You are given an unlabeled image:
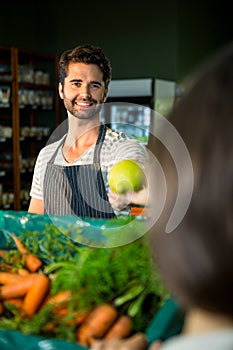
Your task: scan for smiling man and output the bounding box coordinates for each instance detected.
[28,45,149,218]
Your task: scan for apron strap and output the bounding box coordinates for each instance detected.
[93,124,106,165]
[48,137,65,164]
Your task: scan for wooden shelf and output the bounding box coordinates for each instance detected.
[0,46,62,211]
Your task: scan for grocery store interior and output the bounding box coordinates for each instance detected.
[0,0,233,348]
[1,0,232,211]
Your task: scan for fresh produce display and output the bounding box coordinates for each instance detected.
[0,222,167,348]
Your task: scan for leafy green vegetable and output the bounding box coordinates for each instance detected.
[0,221,168,339]
[17,223,81,263]
[0,250,25,271]
[0,303,77,342]
[48,235,167,331]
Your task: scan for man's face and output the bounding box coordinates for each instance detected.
[59,62,108,120]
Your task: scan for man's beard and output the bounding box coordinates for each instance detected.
[63,97,104,120]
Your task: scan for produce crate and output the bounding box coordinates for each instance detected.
[0,210,183,349]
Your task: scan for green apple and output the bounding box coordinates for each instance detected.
[108,160,146,194]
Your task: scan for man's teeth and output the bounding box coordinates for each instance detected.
[76,102,91,107]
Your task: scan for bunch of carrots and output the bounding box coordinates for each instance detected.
[0,233,134,347]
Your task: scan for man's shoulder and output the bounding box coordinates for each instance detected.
[37,137,64,159]
[105,127,128,140]
[105,128,141,146]
[105,127,146,148]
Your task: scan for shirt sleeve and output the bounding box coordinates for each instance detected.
[113,138,150,166]
[29,149,44,200]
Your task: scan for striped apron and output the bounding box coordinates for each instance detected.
[43,124,115,218]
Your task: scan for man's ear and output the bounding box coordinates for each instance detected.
[58,82,64,99]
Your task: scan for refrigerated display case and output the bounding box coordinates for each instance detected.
[101,78,176,146]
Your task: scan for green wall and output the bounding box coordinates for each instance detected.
[1,0,232,82]
[177,0,233,80]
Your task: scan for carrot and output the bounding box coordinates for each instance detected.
[0,274,37,299]
[56,307,69,317]
[0,272,25,285]
[43,322,56,332]
[7,233,43,272]
[43,290,72,314]
[24,254,43,272]
[5,298,24,308]
[17,268,30,276]
[74,310,91,326]
[8,233,27,254]
[22,274,50,316]
[55,307,90,326]
[43,309,90,334]
[76,304,118,347]
[45,290,71,306]
[104,315,132,340]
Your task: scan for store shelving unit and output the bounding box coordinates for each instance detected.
[0,45,61,211]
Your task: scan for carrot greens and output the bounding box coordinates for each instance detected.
[0,222,168,341]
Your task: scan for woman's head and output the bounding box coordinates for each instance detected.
[151,42,233,318]
[58,44,112,88]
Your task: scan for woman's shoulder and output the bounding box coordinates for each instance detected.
[161,328,233,350]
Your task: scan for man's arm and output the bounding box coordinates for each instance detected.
[28,198,44,214]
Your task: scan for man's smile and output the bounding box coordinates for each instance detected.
[74,100,95,108]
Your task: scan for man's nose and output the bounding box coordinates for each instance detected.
[79,84,91,98]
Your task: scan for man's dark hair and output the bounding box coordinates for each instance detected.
[58,44,112,88]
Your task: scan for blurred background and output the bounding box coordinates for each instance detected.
[1,0,232,81]
[0,0,232,211]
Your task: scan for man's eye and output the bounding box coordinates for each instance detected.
[91,83,100,89]
[71,82,81,87]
